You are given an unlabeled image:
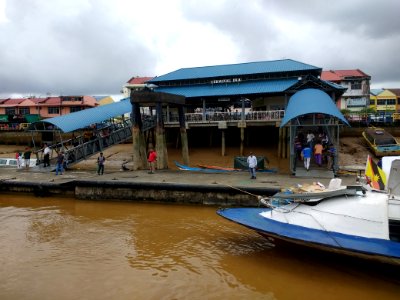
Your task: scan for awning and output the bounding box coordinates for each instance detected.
[25,114,41,123]
[280,88,349,127]
[28,98,131,133]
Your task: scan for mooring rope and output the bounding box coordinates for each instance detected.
[222,183,260,198]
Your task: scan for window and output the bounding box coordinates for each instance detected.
[351,81,362,90]
[70,106,82,113]
[387,99,396,105]
[5,108,16,115]
[19,107,30,115]
[61,96,83,102]
[48,107,60,114]
[377,100,386,105]
[377,99,396,105]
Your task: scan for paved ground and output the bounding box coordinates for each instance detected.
[0,165,360,191]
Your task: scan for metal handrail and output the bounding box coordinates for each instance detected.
[164,110,285,124]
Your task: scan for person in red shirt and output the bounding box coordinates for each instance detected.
[147,148,157,174]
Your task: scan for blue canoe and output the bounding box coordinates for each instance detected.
[174,161,277,173]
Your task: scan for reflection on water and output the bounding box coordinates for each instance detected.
[0,194,399,300]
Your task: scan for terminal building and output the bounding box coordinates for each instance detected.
[27,59,349,176]
[144,59,349,175]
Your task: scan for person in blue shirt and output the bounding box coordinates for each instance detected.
[301,144,312,171]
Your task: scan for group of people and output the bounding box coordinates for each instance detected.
[15,147,32,169]
[295,130,336,171]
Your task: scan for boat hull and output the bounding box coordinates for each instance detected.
[362,129,400,157]
[217,207,400,265]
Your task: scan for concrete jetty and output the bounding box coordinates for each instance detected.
[0,167,359,206]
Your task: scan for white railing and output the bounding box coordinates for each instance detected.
[164,110,285,124]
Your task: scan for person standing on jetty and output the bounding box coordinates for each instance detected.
[301,144,312,171]
[147,148,157,174]
[43,143,51,167]
[97,152,105,175]
[15,151,22,169]
[55,151,64,175]
[314,140,323,167]
[23,147,32,169]
[247,152,257,179]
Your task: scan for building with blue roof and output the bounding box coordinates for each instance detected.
[28,59,349,176]
[148,59,348,176]
[148,59,346,112]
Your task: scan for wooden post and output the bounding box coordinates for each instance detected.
[131,102,146,170]
[240,127,244,156]
[178,106,189,165]
[155,102,168,169]
[278,127,282,158]
[221,130,225,156]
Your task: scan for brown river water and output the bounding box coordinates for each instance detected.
[1,194,399,300]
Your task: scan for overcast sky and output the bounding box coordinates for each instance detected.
[1,0,399,98]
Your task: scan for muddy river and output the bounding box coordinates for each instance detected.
[0,194,399,299]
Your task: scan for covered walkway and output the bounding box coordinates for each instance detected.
[280,88,350,177]
[27,99,138,170]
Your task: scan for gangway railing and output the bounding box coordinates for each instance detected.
[34,119,133,169]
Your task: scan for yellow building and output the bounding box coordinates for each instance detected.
[369,89,396,112]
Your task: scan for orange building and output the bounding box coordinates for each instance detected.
[0,96,98,129]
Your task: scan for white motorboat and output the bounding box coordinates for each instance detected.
[218,157,400,265]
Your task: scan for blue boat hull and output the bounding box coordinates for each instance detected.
[217,208,400,265]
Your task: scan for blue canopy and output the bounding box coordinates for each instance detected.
[280,88,349,127]
[29,98,131,133]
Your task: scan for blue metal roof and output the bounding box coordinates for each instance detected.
[321,79,347,90]
[31,98,131,133]
[155,78,299,98]
[280,88,349,127]
[149,59,321,83]
[370,89,384,96]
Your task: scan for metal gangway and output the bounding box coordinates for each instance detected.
[34,117,157,170]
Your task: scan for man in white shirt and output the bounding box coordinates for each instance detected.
[247,152,258,179]
[43,143,51,167]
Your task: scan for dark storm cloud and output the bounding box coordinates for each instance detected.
[181,1,279,59]
[0,0,156,96]
[269,0,400,39]
[1,0,399,96]
[181,0,400,87]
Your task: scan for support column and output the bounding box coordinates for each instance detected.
[202,99,206,121]
[278,127,283,159]
[131,102,147,170]
[240,127,244,156]
[178,106,189,165]
[155,102,168,169]
[221,130,226,156]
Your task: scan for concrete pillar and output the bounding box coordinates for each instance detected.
[221,130,225,156]
[178,106,189,165]
[202,99,206,121]
[155,102,168,169]
[240,127,244,156]
[278,127,287,159]
[131,102,147,170]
